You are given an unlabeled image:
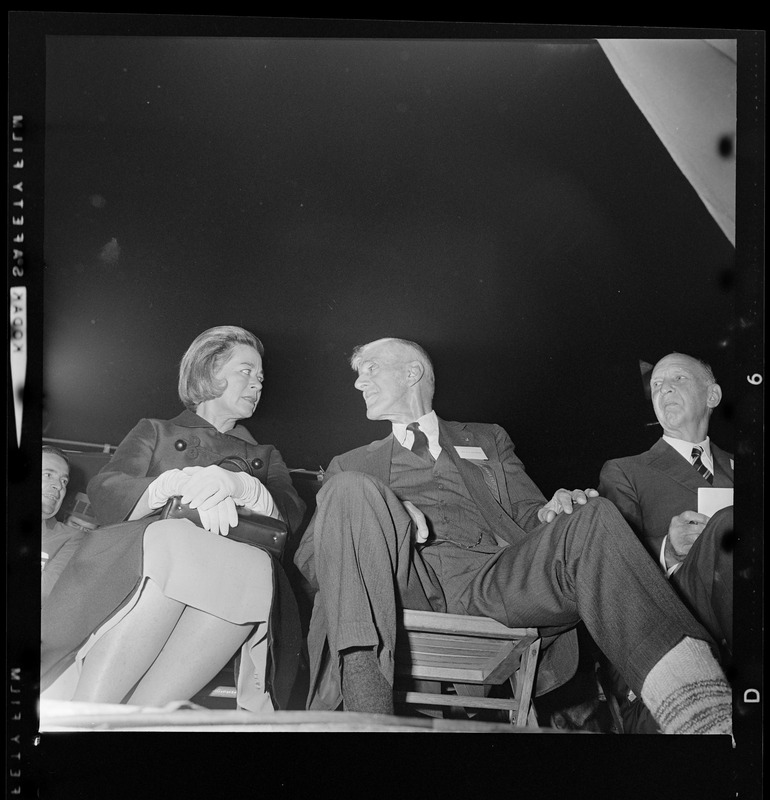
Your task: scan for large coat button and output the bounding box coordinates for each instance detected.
[174,439,187,451]
[250,458,264,471]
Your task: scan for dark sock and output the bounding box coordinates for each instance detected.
[341,647,394,715]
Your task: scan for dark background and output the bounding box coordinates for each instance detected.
[41,30,740,493]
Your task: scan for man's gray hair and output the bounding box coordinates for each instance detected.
[350,337,435,386]
[657,352,717,384]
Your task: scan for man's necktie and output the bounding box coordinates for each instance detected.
[407,422,433,462]
[691,446,713,484]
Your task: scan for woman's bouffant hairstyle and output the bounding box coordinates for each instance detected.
[178,326,264,409]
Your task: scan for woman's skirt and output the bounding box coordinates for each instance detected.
[43,518,275,712]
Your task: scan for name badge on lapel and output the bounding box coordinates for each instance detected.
[454,446,488,461]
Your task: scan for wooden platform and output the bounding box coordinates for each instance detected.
[39,701,564,733]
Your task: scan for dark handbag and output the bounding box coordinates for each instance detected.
[159,455,288,558]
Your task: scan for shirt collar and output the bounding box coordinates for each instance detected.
[393,410,439,448]
[663,434,712,466]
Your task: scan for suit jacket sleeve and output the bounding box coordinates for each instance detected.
[41,527,87,602]
[493,424,548,532]
[87,419,160,525]
[598,459,645,539]
[293,456,343,590]
[263,444,306,534]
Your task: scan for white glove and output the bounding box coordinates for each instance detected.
[197,497,239,536]
[229,471,278,519]
[146,468,189,509]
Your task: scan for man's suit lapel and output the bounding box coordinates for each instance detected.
[711,444,734,488]
[647,438,726,493]
[438,419,528,545]
[647,439,703,494]
[439,420,493,499]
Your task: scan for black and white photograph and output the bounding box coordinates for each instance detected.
[7,14,764,799]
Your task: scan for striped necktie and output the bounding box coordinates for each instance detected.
[691,446,713,484]
[407,422,433,462]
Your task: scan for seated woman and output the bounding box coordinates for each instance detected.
[41,325,305,711]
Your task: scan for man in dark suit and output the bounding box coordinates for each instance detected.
[295,338,732,734]
[42,445,86,603]
[599,352,733,658]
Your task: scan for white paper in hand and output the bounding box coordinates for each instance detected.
[697,487,733,517]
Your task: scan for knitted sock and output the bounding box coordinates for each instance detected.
[641,637,732,735]
[341,647,394,715]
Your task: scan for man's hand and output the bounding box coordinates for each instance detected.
[403,500,429,544]
[538,488,599,524]
[665,510,710,567]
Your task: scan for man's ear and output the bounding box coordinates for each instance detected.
[706,382,723,409]
[406,360,425,385]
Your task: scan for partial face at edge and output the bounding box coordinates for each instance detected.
[42,452,70,521]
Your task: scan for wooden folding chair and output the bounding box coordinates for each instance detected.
[394,609,541,727]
